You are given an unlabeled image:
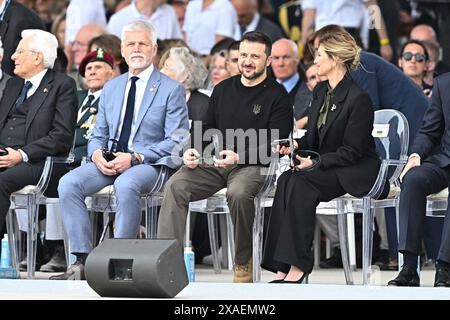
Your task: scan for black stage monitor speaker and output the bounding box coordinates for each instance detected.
[85,239,188,298]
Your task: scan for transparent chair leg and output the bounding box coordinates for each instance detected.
[337,204,353,285]
[27,195,39,279]
[362,197,375,285]
[6,210,20,277]
[225,212,235,270]
[218,214,229,269]
[207,213,222,274]
[252,199,264,283]
[99,213,112,243]
[145,196,159,239]
[347,213,357,271]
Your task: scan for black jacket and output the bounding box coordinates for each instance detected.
[410,73,450,168]
[0,1,45,76]
[299,75,380,197]
[0,69,77,162]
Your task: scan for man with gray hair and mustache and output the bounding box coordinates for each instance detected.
[0,29,77,246]
[53,20,188,280]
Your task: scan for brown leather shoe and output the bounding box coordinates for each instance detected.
[233,258,253,283]
[49,261,85,280]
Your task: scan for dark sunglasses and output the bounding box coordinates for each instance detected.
[402,52,426,63]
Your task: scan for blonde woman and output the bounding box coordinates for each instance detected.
[262,28,383,283]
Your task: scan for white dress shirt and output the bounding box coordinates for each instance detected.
[302,0,369,30]
[19,68,49,162]
[65,0,107,46]
[107,2,182,40]
[183,0,237,55]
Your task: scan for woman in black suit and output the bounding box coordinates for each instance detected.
[262,29,381,283]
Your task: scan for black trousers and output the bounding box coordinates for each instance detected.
[0,162,44,231]
[261,168,345,274]
[398,161,450,263]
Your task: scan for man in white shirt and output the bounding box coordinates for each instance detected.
[183,0,237,56]
[301,0,393,60]
[64,0,107,47]
[108,0,182,40]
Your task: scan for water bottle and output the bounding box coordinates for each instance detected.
[0,234,11,268]
[184,245,195,283]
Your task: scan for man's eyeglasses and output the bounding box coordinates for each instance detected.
[402,52,427,63]
[14,48,37,55]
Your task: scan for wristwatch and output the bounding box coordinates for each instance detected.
[130,153,140,166]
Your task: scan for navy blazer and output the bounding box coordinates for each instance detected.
[352,51,429,147]
[410,73,450,168]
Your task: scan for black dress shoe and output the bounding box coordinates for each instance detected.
[319,247,343,269]
[387,266,420,287]
[434,268,450,287]
[282,273,308,284]
[269,279,285,283]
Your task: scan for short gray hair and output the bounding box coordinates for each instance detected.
[168,47,208,91]
[121,20,157,44]
[21,29,58,68]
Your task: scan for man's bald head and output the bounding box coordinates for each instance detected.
[73,24,107,65]
[410,24,438,45]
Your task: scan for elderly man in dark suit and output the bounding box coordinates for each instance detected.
[0,0,45,76]
[0,29,77,237]
[388,72,450,287]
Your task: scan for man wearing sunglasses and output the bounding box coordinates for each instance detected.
[398,39,433,98]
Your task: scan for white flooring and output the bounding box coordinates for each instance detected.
[0,265,449,300]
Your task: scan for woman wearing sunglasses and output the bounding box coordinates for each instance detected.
[399,39,433,98]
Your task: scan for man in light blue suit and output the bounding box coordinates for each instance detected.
[51,21,189,280]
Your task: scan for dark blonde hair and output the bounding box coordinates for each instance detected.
[309,25,361,72]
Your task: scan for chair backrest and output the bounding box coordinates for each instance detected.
[367,109,409,198]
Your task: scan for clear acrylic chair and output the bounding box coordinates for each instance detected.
[187,157,279,281]
[86,165,171,241]
[328,109,409,285]
[6,152,75,279]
